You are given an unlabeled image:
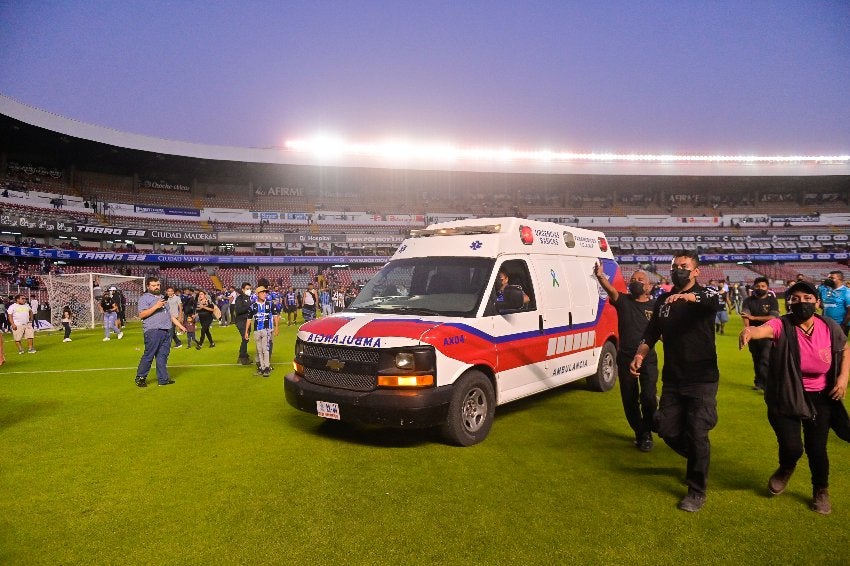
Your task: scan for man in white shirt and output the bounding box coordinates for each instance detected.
[7,294,36,354]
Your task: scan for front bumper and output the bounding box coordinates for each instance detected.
[284,372,453,428]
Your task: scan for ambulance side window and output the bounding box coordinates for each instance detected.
[500,259,536,312]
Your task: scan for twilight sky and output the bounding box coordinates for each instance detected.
[1,1,848,155]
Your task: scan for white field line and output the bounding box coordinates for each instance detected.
[0,363,248,375]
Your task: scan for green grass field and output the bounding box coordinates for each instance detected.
[1,315,849,565]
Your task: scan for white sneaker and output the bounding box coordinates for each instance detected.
[174,344,182,349]
[117,332,124,340]
[63,338,72,342]
[103,337,110,341]
[28,349,36,354]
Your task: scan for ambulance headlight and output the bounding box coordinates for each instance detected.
[395,352,415,369]
[377,347,437,388]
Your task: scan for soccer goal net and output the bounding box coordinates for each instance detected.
[46,273,146,329]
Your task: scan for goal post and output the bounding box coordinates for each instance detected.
[46,273,146,329]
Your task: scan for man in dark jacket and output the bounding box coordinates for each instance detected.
[739,280,850,515]
[630,250,723,512]
[233,282,253,365]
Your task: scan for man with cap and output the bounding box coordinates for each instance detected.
[245,286,279,377]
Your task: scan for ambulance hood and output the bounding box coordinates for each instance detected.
[297,312,449,349]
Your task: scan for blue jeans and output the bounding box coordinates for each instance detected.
[103,312,119,338]
[136,329,173,385]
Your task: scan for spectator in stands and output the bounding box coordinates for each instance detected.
[216,291,230,326]
[135,277,186,388]
[99,287,123,341]
[709,280,730,335]
[8,294,36,354]
[113,288,127,330]
[739,280,850,514]
[182,287,197,321]
[284,286,298,325]
[302,282,319,321]
[741,277,780,391]
[61,306,73,342]
[818,271,850,336]
[729,282,743,314]
[184,313,198,348]
[630,250,723,512]
[594,263,658,452]
[234,282,253,365]
[227,285,237,326]
[333,287,345,312]
[319,286,333,317]
[195,290,216,349]
[165,287,183,348]
[0,298,7,333]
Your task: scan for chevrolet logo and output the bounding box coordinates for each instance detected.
[325,358,346,372]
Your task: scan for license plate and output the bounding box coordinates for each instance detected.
[316,401,341,420]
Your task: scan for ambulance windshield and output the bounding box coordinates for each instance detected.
[348,257,496,317]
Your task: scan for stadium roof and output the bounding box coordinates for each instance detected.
[2,93,848,177]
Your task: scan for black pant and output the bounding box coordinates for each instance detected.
[768,391,834,489]
[235,319,249,359]
[617,353,658,439]
[748,337,771,388]
[197,314,214,346]
[170,325,182,346]
[655,381,719,496]
[63,322,71,339]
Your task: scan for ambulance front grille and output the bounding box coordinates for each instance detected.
[303,367,376,392]
[300,343,380,364]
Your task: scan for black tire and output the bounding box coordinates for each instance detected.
[587,341,617,392]
[441,370,496,446]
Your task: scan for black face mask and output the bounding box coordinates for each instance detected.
[823,278,836,289]
[789,302,816,322]
[628,281,645,298]
[671,268,691,289]
[753,289,767,298]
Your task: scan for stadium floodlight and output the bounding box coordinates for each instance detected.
[284,136,850,165]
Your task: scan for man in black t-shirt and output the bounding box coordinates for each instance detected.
[630,250,722,513]
[741,276,780,391]
[594,264,658,452]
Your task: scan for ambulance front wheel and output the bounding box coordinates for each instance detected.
[587,341,618,392]
[442,370,495,446]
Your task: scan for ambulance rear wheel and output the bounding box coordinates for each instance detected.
[442,370,495,446]
[587,341,617,392]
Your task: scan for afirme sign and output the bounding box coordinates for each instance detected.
[254,187,305,197]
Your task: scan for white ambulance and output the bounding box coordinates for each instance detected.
[284,217,625,445]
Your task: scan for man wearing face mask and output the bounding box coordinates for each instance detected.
[595,264,658,452]
[742,277,780,391]
[629,250,722,512]
[739,280,850,514]
[234,282,254,365]
[818,271,850,336]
